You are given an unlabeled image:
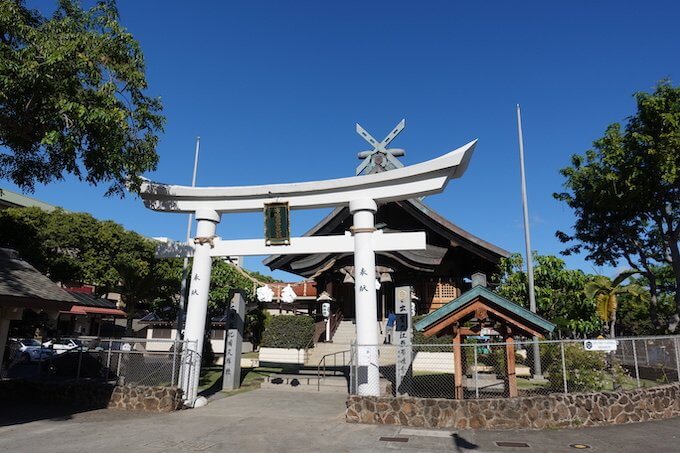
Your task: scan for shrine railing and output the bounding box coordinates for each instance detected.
[329,311,344,340]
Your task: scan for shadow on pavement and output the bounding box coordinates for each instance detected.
[0,401,95,427]
[452,433,479,452]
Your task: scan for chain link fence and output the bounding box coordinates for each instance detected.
[349,335,680,399]
[5,338,195,387]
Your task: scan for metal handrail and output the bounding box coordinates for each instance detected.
[303,321,326,363]
[316,349,351,391]
[328,311,344,341]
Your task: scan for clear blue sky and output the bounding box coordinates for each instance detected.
[5,0,680,280]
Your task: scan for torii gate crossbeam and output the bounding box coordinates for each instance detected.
[139,139,477,406]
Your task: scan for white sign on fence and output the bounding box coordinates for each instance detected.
[584,339,617,352]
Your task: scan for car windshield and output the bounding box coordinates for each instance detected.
[21,339,42,347]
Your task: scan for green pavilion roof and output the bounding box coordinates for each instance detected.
[414,285,555,334]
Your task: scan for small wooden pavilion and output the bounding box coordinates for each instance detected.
[414,283,554,398]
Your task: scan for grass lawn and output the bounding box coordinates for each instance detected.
[413,370,450,376]
[198,366,223,391]
[198,362,281,398]
[517,379,550,390]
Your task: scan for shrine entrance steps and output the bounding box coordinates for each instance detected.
[261,373,349,393]
[260,320,393,394]
[260,371,391,394]
[306,320,388,365]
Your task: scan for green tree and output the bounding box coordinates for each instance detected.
[0,0,163,195]
[584,272,648,338]
[208,260,257,313]
[0,207,281,334]
[555,81,680,331]
[618,266,677,335]
[493,253,601,338]
[0,206,164,330]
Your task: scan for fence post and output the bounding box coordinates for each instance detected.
[631,339,641,388]
[560,341,568,394]
[674,337,680,383]
[349,343,357,395]
[116,350,122,382]
[473,345,479,399]
[644,340,650,366]
[76,346,83,382]
[105,340,112,381]
[171,340,178,387]
[621,341,626,364]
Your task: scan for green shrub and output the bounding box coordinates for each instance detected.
[545,343,608,392]
[412,329,453,345]
[412,318,453,345]
[244,305,269,347]
[261,315,316,349]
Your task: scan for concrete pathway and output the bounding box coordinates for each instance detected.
[1,389,679,452]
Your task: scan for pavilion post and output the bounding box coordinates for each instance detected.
[181,208,220,406]
[505,335,518,397]
[453,326,463,399]
[350,199,380,396]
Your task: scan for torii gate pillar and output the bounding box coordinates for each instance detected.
[350,199,380,396]
[182,208,220,403]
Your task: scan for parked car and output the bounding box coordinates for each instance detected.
[97,339,136,351]
[42,338,84,355]
[8,338,55,363]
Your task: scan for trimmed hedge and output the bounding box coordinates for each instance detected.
[261,315,316,349]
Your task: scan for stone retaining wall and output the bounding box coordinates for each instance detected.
[346,383,680,430]
[0,380,183,412]
[107,385,184,412]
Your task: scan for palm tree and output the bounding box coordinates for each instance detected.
[585,271,647,338]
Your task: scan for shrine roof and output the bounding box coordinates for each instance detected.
[414,285,555,336]
[263,198,509,275]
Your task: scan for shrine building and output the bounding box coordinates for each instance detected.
[264,135,510,329]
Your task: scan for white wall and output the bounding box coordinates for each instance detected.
[145,327,179,351]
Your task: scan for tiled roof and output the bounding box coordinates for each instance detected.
[0,248,77,304]
[65,290,118,309]
[268,281,317,298]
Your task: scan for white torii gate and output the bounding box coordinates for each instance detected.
[139,138,477,406]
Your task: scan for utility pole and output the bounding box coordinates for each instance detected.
[516,105,542,378]
[175,137,201,339]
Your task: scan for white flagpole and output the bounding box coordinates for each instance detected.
[516,105,543,378]
[176,137,201,338]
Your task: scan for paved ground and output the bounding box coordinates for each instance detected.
[1,389,679,452]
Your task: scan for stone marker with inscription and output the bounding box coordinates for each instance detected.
[222,291,245,391]
[395,285,413,395]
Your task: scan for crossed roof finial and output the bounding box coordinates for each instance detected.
[355,119,406,175]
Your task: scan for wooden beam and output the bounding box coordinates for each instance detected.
[453,327,463,400]
[505,336,518,398]
[458,327,476,336]
[423,298,544,339]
